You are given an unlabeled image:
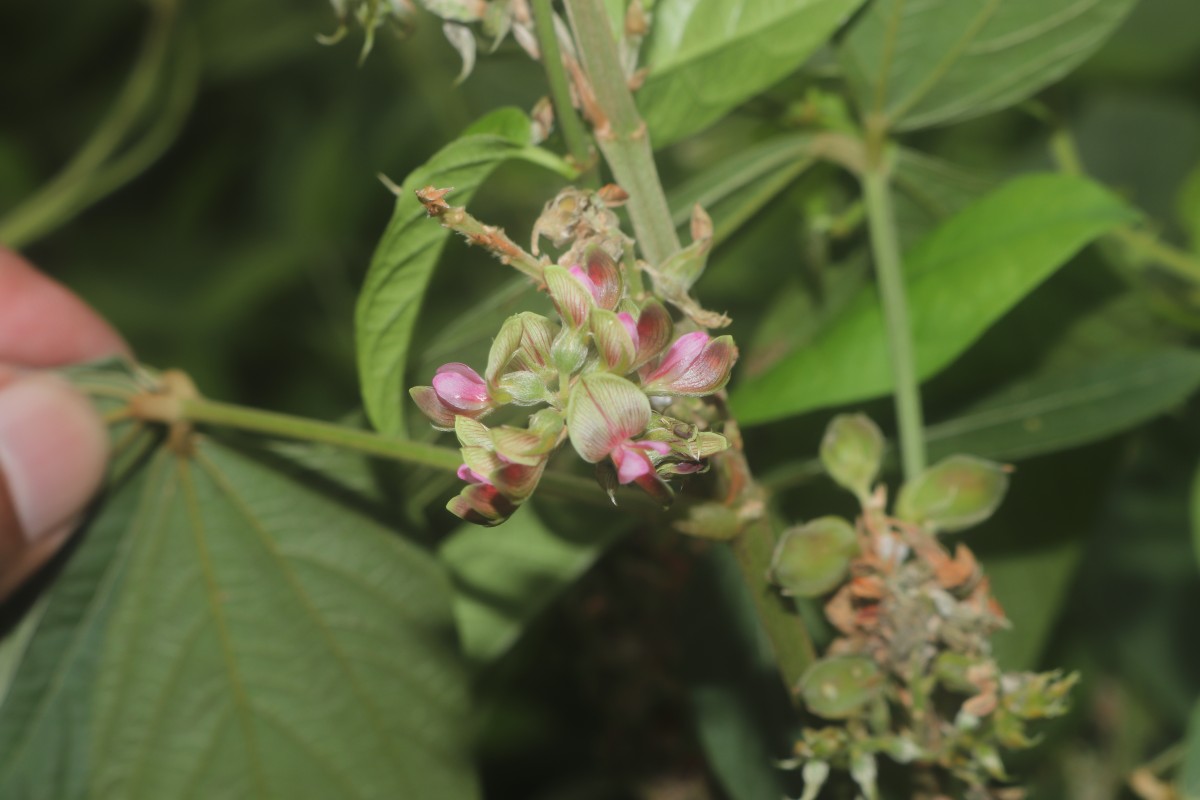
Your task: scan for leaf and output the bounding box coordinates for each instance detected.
[0,402,478,798]
[639,0,867,147]
[732,173,1136,424]
[355,107,572,437]
[439,504,627,669]
[927,348,1200,462]
[840,0,1137,131]
[667,134,817,245]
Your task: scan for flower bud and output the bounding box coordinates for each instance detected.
[447,482,516,527]
[497,370,549,405]
[799,656,884,720]
[590,309,637,374]
[431,363,491,412]
[769,516,859,597]
[630,299,673,369]
[487,312,557,385]
[641,332,737,396]
[896,455,1010,533]
[820,413,884,500]
[410,385,456,430]
[568,247,623,310]
[551,326,589,375]
[544,264,594,329]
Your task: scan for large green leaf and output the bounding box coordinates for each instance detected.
[355,108,571,437]
[840,0,1137,131]
[0,372,478,798]
[926,348,1200,462]
[732,173,1136,424]
[639,0,866,147]
[440,504,627,670]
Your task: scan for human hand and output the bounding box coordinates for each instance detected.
[0,248,129,601]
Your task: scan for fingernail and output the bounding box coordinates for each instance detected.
[0,373,109,541]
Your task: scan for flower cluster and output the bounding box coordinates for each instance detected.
[410,191,737,526]
[773,415,1075,800]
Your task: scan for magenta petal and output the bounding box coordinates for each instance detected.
[457,464,492,485]
[568,265,600,302]
[617,312,640,350]
[433,363,491,411]
[643,331,708,385]
[633,440,671,456]
[612,442,654,484]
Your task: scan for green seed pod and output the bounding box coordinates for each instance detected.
[820,413,884,499]
[673,502,740,541]
[933,651,978,693]
[895,454,1009,533]
[769,516,858,597]
[799,655,883,720]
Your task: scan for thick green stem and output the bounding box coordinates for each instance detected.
[563,0,680,265]
[531,0,597,186]
[863,165,927,480]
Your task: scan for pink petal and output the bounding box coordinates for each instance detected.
[642,331,709,386]
[568,265,601,302]
[612,442,654,484]
[617,312,640,350]
[433,362,491,411]
[457,464,492,485]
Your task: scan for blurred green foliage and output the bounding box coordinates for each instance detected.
[3,0,1200,797]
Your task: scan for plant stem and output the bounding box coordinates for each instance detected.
[863,165,927,480]
[143,395,649,510]
[731,516,817,691]
[531,0,597,186]
[0,2,179,247]
[563,0,680,265]
[565,0,816,693]
[179,396,464,471]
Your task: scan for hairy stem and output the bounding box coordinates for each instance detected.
[563,0,679,265]
[531,0,597,186]
[863,163,927,480]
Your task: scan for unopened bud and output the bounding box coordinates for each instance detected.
[820,413,883,500]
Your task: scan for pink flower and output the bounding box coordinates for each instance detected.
[566,248,622,310]
[617,312,640,349]
[411,362,494,429]
[610,439,671,484]
[432,363,491,412]
[641,332,737,396]
[457,464,492,485]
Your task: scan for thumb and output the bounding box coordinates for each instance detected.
[0,373,110,600]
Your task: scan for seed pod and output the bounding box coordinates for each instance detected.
[799,655,883,720]
[819,413,884,500]
[896,455,1009,533]
[769,516,858,597]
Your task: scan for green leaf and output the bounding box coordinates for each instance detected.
[840,0,1137,131]
[356,107,571,437]
[0,422,478,798]
[927,348,1200,462]
[667,134,817,245]
[732,173,1136,424]
[639,0,867,147]
[439,504,627,669]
